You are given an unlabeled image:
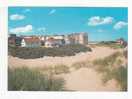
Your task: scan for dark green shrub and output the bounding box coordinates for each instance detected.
[8,44,92,59]
[8,67,65,91]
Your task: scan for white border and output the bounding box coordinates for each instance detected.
[0,0,131,99]
[0,0,128,7]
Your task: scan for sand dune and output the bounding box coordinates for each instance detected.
[8,46,122,91]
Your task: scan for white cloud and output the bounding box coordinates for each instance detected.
[23,9,31,13]
[9,25,33,34]
[114,21,127,30]
[48,9,56,15]
[88,16,114,26]
[10,14,25,20]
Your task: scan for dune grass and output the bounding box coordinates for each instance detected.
[92,51,127,91]
[102,66,127,91]
[97,42,124,49]
[8,67,65,91]
[54,64,70,74]
[72,61,92,70]
[93,52,123,72]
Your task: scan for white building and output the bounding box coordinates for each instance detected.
[21,37,41,47]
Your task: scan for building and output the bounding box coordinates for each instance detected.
[38,36,46,46]
[116,38,127,47]
[8,34,22,47]
[9,32,88,48]
[68,32,88,45]
[45,37,64,48]
[21,37,41,47]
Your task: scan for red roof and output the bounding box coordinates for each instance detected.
[47,37,55,42]
[23,37,40,43]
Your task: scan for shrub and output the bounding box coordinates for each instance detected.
[8,67,65,91]
[8,44,92,59]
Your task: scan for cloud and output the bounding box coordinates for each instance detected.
[23,9,31,13]
[88,16,114,26]
[9,25,33,34]
[114,21,127,30]
[48,9,56,15]
[10,14,25,20]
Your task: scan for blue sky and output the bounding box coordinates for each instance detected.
[8,7,128,41]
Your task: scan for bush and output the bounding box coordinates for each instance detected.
[8,67,65,91]
[8,44,92,59]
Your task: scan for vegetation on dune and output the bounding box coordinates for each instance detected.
[54,65,70,74]
[72,61,91,70]
[36,64,70,75]
[8,44,92,59]
[93,51,127,91]
[97,41,125,49]
[8,67,65,91]
[93,52,123,72]
[102,66,127,91]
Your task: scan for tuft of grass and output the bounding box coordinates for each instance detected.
[8,67,65,91]
[93,52,123,72]
[102,66,127,91]
[92,51,127,91]
[111,66,127,91]
[53,65,70,74]
[72,61,91,70]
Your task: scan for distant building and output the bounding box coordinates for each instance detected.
[116,38,127,47]
[68,32,88,45]
[116,38,124,45]
[45,37,64,48]
[8,32,88,48]
[21,37,41,47]
[38,36,46,46]
[8,34,22,46]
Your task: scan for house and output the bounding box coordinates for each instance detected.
[45,37,64,48]
[116,38,125,45]
[116,38,127,47]
[39,36,46,46]
[21,37,41,47]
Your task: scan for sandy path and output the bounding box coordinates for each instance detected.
[57,68,120,91]
[8,46,120,68]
